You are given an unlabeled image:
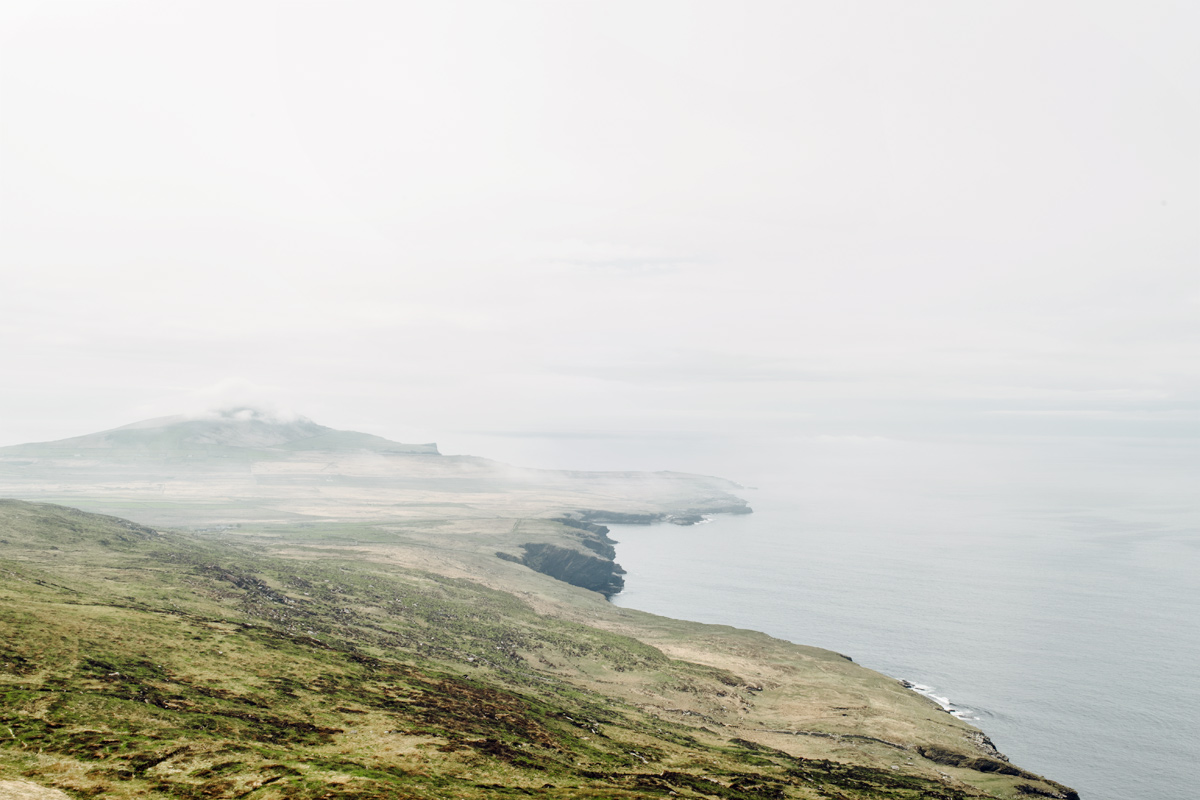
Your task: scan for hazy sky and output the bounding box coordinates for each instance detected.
[2,1,1197,459]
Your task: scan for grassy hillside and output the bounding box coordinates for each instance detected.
[0,501,1076,799]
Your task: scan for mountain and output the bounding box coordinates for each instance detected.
[0,407,439,456]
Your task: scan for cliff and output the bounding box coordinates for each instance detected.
[497,515,629,598]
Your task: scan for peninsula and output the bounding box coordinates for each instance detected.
[0,410,1077,799]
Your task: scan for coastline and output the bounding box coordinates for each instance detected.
[606,508,997,731]
[901,680,982,722]
[2,498,1081,799]
[0,414,1086,798]
[606,508,1083,800]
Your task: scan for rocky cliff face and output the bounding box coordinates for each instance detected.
[511,542,627,598]
[496,516,627,598]
[499,505,755,599]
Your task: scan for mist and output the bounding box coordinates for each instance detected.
[2,8,1198,798]
[1,1,1196,463]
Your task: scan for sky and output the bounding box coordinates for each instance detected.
[1,1,1197,466]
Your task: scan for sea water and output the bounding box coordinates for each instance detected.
[455,431,1199,799]
[596,435,1200,800]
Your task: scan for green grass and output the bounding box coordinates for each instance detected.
[0,500,1065,799]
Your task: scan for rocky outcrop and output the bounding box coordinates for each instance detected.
[509,542,626,598]
[504,506,755,597]
[1015,784,1082,799]
[917,745,1035,777]
[916,746,1080,800]
[495,517,628,598]
[556,516,618,558]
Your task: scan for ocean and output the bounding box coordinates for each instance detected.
[455,430,1199,799]
[595,435,1200,800]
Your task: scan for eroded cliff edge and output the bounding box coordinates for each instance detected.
[497,503,752,599]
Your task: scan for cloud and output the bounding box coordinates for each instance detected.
[0,2,1196,450]
[135,379,304,424]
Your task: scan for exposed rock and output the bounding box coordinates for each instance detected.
[917,745,1037,778]
[556,516,619,559]
[518,505,755,597]
[915,744,1078,798]
[514,543,625,598]
[968,730,1009,761]
[1015,784,1082,799]
[556,516,612,536]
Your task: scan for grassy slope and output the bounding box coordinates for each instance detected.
[0,501,1075,799]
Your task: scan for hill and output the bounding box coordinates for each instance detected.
[0,500,1077,799]
[0,408,439,457]
[0,411,1075,798]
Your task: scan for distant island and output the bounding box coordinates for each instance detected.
[0,410,1077,799]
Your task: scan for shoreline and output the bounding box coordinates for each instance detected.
[900,680,982,722]
[606,511,1048,784]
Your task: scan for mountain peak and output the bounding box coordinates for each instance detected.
[2,409,439,455]
[193,406,310,425]
[110,408,329,449]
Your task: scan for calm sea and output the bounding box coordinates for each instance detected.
[597,435,1200,800]
[456,431,1199,800]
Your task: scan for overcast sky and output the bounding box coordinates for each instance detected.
[1,1,1196,461]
